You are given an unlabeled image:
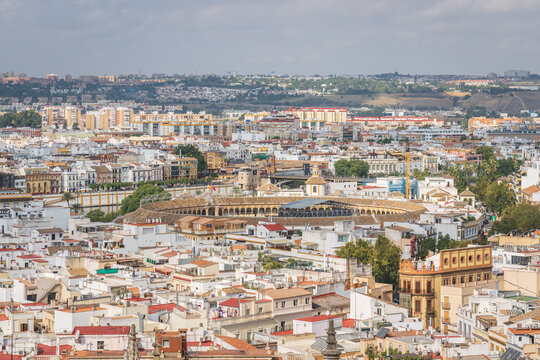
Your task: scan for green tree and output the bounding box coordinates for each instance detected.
[61,192,75,207]
[119,184,168,215]
[174,144,207,173]
[335,239,373,264]
[475,145,495,162]
[86,209,106,222]
[372,236,402,288]
[492,202,540,234]
[70,203,82,214]
[496,158,521,177]
[0,110,42,128]
[484,181,515,214]
[336,236,401,287]
[334,159,369,177]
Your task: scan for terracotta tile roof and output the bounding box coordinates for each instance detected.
[261,287,312,300]
[191,259,217,268]
[262,223,287,232]
[219,298,240,308]
[271,329,294,336]
[148,303,185,314]
[216,336,258,351]
[37,344,72,355]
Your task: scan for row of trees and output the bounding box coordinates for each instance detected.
[335,236,401,288]
[0,110,42,128]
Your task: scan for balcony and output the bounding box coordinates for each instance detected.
[442,302,451,310]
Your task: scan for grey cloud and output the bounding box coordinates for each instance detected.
[1,0,539,76]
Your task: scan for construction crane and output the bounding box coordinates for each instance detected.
[405,145,411,199]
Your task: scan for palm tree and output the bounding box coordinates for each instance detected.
[70,203,82,214]
[61,192,75,207]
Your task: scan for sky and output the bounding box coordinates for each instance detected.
[1,0,540,77]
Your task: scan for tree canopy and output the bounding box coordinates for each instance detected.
[475,145,495,161]
[174,144,207,173]
[492,202,540,234]
[336,236,402,287]
[484,181,516,214]
[0,110,42,128]
[119,184,168,215]
[334,159,370,178]
[85,209,117,223]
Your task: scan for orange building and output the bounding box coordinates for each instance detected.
[468,117,522,131]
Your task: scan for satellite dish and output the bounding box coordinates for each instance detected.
[75,329,80,340]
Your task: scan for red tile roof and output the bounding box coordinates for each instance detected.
[263,223,287,232]
[73,326,130,335]
[219,298,240,308]
[342,319,355,328]
[148,303,185,314]
[271,329,294,336]
[37,344,72,355]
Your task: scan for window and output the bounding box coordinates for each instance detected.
[97,341,105,350]
[460,276,465,283]
[477,273,481,281]
[281,301,285,308]
[477,255,481,261]
[452,277,456,285]
[162,339,170,348]
[427,300,432,311]
[485,254,489,261]
[415,281,421,293]
[414,300,421,313]
[460,256,465,263]
[469,275,473,282]
[275,302,278,309]
[427,281,432,293]
[246,308,250,315]
[305,298,310,304]
[258,307,263,314]
[452,257,457,264]
[443,278,449,286]
[293,299,298,306]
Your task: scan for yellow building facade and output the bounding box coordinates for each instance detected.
[399,246,492,331]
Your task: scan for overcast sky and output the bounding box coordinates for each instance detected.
[1,0,540,77]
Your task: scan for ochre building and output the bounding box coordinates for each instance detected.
[398,245,492,331]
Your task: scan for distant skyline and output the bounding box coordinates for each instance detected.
[1,0,540,77]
